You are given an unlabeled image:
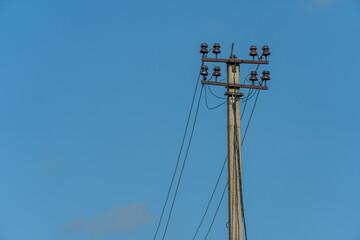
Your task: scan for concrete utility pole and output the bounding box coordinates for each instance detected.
[199,43,271,240]
[227,62,243,240]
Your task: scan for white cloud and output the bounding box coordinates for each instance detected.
[65,202,152,235]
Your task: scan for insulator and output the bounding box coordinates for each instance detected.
[212,66,221,77]
[200,65,209,76]
[200,43,208,55]
[212,43,221,56]
[261,70,270,81]
[249,45,258,59]
[262,45,270,60]
[249,71,258,82]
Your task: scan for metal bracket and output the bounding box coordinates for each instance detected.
[224,92,244,97]
[201,80,268,90]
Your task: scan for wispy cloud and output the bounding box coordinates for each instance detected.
[65,203,152,235]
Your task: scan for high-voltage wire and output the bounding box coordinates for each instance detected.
[153,64,203,240]
[204,86,227,110]
[204,183,228,240]
[242,90,261,145]
[161,85,204,240]
[204,90,261,239]
[192,156,228,240]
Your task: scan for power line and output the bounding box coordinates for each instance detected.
[161,85,204,240]
[207,85,227,100]
[204,92,261,239]
[241,94,249,119]
[234,86,262,240]
[193,80,250,239]
[156,43,270,240]
[204,182,228,240]
[241,88,258,102]
[156,69,256,240]
[191,156,228,240]
[194,42,271,240]
[241,64,260,84]
[153,64,203,240]
[204,86,227,110]
[233,87,262,240]
[242,90,261,145]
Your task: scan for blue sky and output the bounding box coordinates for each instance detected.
[0,0,359,239]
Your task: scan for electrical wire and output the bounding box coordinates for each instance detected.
[217,77,227,82]
[206,100,227,110]
[153,63,203,240]
[156,59,263,239]
[242,90,260,145]
[204,112,256,240]
[204,73,262,240]
[205,64,254,240]
[233,82,262,240]
[193,85,250,239]
[204,86,227,110]
[241,89,257,102]
[241,79,262,103]
[207,85,227,100]
[204,182,228,240]
[161,85,204,240]
[242,64,260,84]
[239,64,257,81]
[191,156,228,240]
[241,96,249,119]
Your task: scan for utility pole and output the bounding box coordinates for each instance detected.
[199,43,271,240]
[227,61,243,240]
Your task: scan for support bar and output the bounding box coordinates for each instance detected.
[202,57,269,65]
[201,80,268,90]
